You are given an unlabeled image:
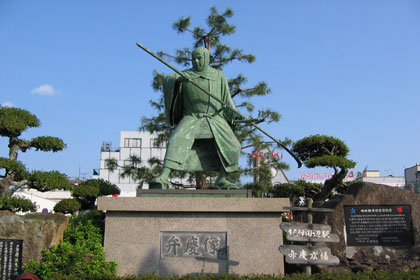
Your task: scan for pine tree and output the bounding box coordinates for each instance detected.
[293,135,356,201]
[0,107,71,198]
[135,7,290,191]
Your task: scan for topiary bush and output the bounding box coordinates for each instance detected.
[72,179,120,210]
[30,170,73,192]
[54,199,81,215]
[24,212,117,279]
[0,195,36,212]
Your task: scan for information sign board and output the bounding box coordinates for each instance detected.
[344,205,413,246]
[279,245,339,265]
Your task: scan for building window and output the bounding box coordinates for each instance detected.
[150,138,165,148]
[124,138,141,148]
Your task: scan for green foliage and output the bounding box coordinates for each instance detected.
[0,107,69,199]
[97,179,121,196]
[0,195,36,212]
[30,136,66,152]
[305,155,355,169]
[0,157,28,180]
[292,135,356,201]
[24,212,117,279]
[30,171,73,192]
[27,269,420,280]
[72,179,120,210]
[54,199,81,214]
[293,135,350,162]
[0,107,40,137]
[270,180,323,199]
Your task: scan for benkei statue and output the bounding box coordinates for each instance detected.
[150,47,241,189]
[136,42,301,189]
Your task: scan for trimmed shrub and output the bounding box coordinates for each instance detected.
[54,199,81,214]
[30,170,73,192]
[72,179,120,210]
[0,195,36,212]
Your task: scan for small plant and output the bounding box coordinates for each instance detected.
[24,212,117,279]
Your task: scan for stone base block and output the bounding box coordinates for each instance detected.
[98,197,289,276]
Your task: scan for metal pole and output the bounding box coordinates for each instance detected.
[305,198,313,276]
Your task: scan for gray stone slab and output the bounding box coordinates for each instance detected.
[101,197,289,276]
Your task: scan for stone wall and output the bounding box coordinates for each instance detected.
[98,197,289,276]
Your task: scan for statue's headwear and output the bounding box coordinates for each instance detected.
[192,47,210,73]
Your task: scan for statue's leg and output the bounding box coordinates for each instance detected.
[214,167,239,190]
[149,166,172,189]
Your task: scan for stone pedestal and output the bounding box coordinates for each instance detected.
[98,197,289,276]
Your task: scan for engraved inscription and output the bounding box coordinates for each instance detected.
[0,239,23,280]
[344,205,413,246]
[279,245,339,265]
[161,232,227,259]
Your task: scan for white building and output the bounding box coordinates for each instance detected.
[13,188,72,213]
[356,170,405,188]
[299,169,405,188]
[94,131,174,196]
[404,163,420,187]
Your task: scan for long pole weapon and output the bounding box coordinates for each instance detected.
[136,43,302,168]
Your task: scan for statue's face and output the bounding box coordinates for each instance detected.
[192,52,206,72]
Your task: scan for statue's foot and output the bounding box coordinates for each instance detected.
[214,178,239,190]
[149,176,171,189]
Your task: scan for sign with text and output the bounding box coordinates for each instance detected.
[161,232,227,259]
[344,205,413,247]
[279,245,339,265]
[280,223,339,243]
[0,239,23,280]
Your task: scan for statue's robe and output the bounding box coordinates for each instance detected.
[162,67,241,172]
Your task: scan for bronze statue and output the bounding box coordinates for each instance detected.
[150,47,240,189]
[136,43,302,190]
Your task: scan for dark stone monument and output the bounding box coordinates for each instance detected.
[314,182,420,272]
[0,239,23,280]
[344,205,413,247]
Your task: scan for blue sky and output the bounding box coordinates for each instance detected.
[1,0,419,181]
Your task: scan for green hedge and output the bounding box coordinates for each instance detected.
[27,269,420,280]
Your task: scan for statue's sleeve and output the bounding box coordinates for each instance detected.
[220,72,238,124]
[162,73,183,126]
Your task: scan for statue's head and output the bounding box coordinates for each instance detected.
[192,47,210,72]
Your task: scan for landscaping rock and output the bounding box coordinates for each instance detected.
[314,182,420,272]
[0,211,68,264]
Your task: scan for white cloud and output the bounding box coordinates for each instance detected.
[1,102,15,108]
[30,84,60,96]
